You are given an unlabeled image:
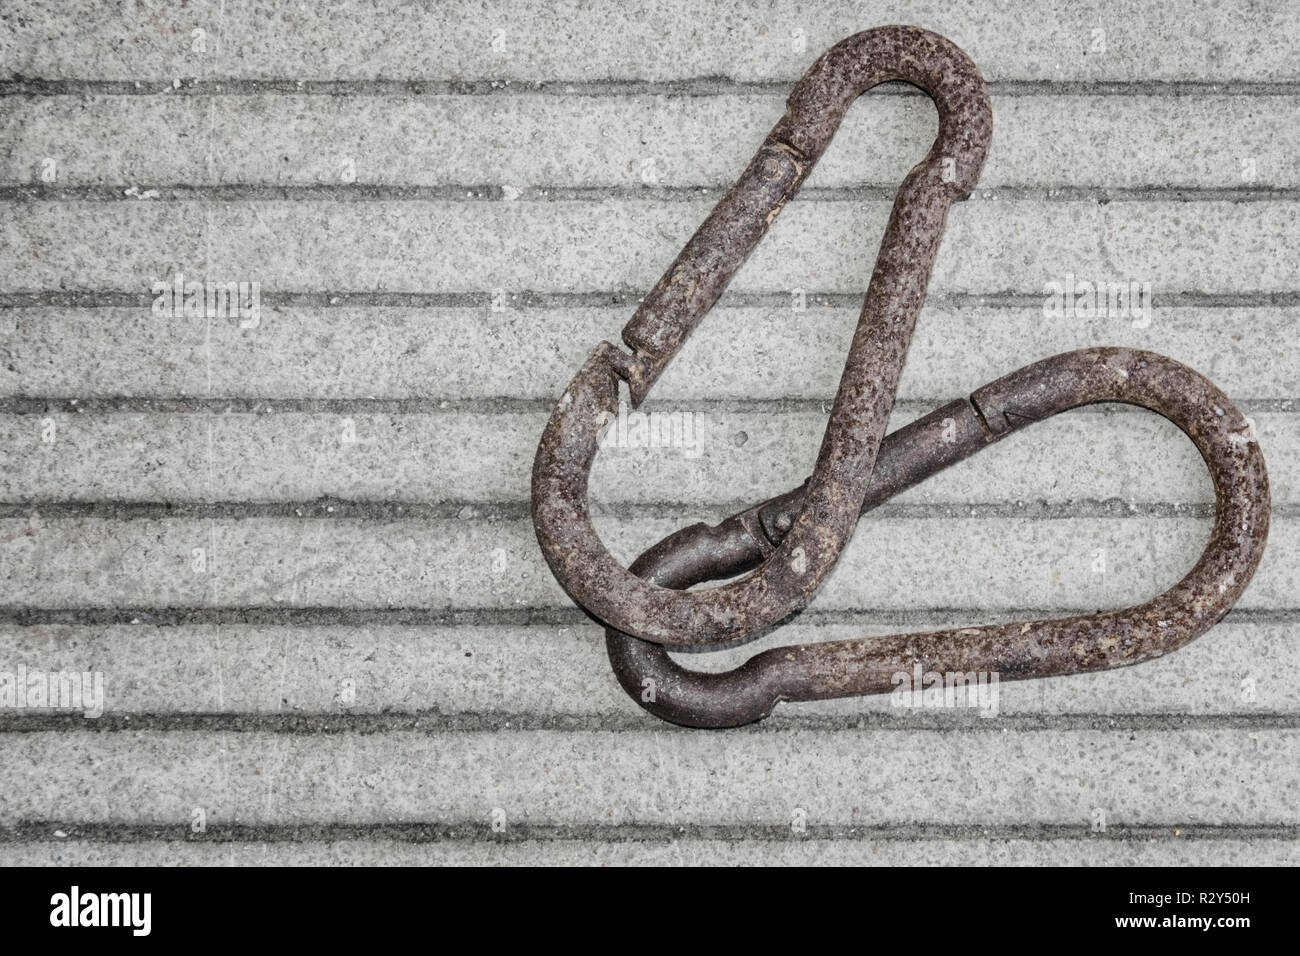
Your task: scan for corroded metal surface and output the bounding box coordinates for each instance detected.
[533,26,993,647]
[531,27,1271,728]
[604,349,1270,727]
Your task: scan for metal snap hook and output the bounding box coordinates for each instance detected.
[532,26,993,647]
[605,349,1270,727]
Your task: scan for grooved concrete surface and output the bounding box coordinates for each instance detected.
[0,1,1297,866]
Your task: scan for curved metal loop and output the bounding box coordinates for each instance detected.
[605,349,1270,728]
[533,26,993,647]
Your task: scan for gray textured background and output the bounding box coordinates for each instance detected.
[0,1,1296,865]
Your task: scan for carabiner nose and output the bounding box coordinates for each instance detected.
[532,26,993,648]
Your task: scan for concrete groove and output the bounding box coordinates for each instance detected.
[0,606,1291,628]
[0,816,1294,848]
[1,821,1296,844]
[5,78,1300,97]
[4,291,1298,310]
[0,499,1255,521]
[5,183,1299,203]
[0,396,1293,415]
[0,711,1297,735]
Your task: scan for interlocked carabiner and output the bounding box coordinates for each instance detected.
[533,26,992,647]
[606,349,1270,727]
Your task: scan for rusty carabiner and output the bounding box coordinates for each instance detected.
[533,26,993,647]
[606,349,1270,727]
